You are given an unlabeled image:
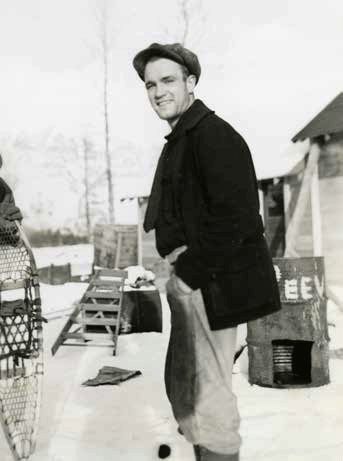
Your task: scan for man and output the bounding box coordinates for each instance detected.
[133,43,281,461]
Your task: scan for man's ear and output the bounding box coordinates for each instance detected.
[186,74,196,93]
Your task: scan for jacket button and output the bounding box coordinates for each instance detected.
[210,273,216,279]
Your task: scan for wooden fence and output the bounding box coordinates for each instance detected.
[38,263,92,285]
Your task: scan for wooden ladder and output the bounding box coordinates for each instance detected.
[51,269,127,356]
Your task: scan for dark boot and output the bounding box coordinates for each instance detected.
[193,445,239,461]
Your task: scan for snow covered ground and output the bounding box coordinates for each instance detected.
[33,244,94,270]
[1,246,343,460]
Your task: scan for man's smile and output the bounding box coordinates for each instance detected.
[157,100,173,107]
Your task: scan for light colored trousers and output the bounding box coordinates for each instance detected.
[165,273,241,455]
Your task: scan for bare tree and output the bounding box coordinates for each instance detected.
[94,0,115,224]
[164,0,206,47]
[43,133,99,234]
[82,137,92,238]
[180,0,191,45]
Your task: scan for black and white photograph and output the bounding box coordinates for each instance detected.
[0,1,343,460]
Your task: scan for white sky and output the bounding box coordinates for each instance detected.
[0,0,343,178]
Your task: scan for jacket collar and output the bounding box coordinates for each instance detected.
[165,99,214,142]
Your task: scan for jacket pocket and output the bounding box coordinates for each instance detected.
[202,245,273,319]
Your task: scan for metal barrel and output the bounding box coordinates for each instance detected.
[247,257,330,388]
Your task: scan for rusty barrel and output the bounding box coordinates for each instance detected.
[247,257,330,388]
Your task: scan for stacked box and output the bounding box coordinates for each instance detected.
[94,224,138,269]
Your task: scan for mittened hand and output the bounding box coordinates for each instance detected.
[4,205,22,221]
[0,202,23,221]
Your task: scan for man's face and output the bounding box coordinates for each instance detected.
[144,58,195,127]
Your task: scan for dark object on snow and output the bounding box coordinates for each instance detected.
[82,366,142,386]
[158,444,171,459]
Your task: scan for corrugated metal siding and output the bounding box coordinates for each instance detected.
[292,93,343,142]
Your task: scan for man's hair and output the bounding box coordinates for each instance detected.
[146,56,191,81]
[180,64,190,81]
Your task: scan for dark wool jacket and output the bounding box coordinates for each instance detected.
[145,99,281,329]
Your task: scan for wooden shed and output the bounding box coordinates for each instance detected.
[259,92,343,287]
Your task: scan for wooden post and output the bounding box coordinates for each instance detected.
[284,142,321,257]
[310,162,323,256]
[283,180,291,230]
[114,232,122,268]
[137,198,143,266]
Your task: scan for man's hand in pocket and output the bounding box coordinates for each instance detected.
[165,245,187,265]
[174,275,192,294]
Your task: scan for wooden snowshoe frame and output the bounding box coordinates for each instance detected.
[0,219,44,461]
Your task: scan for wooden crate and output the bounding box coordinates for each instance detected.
[94,224,138,269]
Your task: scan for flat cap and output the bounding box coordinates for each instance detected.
[133,42,201,83]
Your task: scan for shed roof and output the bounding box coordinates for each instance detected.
[256,139,309,180]
[292,92,343,142]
